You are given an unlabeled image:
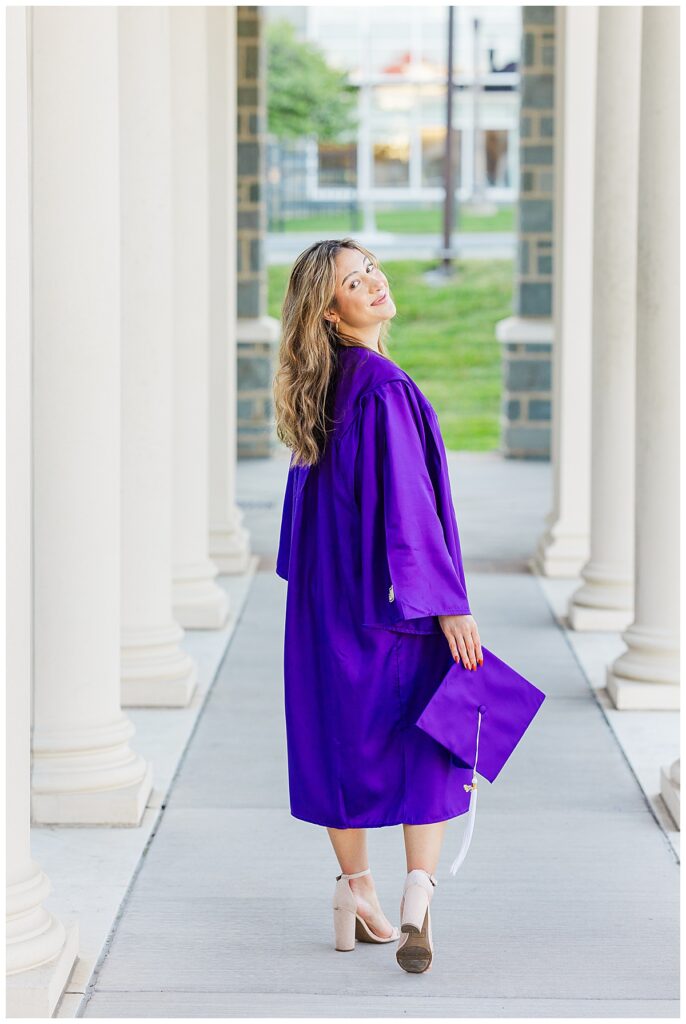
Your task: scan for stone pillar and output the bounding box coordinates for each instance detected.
[606,6,680,710]
[170,6,228,628]
[30,7,153,824]
[531,6,597,577]
[496,5,556,459]
[119,8,197,705]
[236,5,280,459]
[568,7,641,630]
[208,6,252,574]
[6,9,78,1012]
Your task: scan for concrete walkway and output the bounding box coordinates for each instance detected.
[79,450,679,1018]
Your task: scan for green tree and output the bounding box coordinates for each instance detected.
[266,20,358,141]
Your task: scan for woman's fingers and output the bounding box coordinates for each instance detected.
[473,628,483,665]
[465,633,477,669]
[439,615,483,669]
[475,626,487,667]
[459,632,475,669]
[456,634,470,668]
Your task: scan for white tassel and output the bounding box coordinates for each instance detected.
[449,707,483,877]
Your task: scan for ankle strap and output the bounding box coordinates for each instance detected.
[406,868,438,888]
[336,867,371,880]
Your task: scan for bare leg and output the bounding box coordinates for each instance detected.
[402,820,446,875]
[326,825,369,875]
[396,822,445,974]
[327,826,395,938]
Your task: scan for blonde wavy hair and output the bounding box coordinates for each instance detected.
[273,238,394,467]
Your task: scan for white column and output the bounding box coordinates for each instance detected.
[568,7,641,630]
[532,7,597,578]
[170,6,229,628]
[208,5,251,575]
[606,6,680,709]
[119,8,197,706]
[30,7,152,823]
[6,10,78,1013]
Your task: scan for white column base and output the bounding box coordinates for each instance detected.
[172,558,229,628]
[209,512,252,575]
[529,521,590,578]
[569,585,634,630]
[32,716,154,825]
[121,621,197,707]
[32,761,153,826]
[660,758,680,829]
[568,603,634,631]
[611,623,679,678]
[7,864,69,975]
[6,920,78,1019]
[605,673,680,710]
[567,568,634,631]
[606,624,680,708]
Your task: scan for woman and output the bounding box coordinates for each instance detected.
[273,238,483,974]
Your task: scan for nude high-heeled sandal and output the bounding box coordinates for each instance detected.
[396,868,437,973]
[332,867,400,951]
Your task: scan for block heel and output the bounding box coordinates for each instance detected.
[396,868,437,974]
[332,866,400,951]
[333,905,356,951]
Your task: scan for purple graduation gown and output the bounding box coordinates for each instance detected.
[276,345,476,828]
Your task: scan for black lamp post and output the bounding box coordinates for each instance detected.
[441,5,458,270]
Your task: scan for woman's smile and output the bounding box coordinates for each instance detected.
[320,244,397,350]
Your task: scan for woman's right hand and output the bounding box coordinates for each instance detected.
[437,613,483,670]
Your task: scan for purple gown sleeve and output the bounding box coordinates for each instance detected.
[275,457,295,581]
[354,379,471,635]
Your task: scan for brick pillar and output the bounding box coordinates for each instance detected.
[496,6,556,459]
[236,5,280,458]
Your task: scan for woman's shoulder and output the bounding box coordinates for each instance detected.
[338,345,414,400]
[333,347,434,441]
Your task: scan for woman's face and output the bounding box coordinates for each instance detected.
[324,248,396,332]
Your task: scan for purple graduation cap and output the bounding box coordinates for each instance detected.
[415,643,546,877]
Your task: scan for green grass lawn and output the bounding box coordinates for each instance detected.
[271,204,515,236]
[268,258,512,451]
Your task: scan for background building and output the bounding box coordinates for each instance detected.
[265,5,520,226]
